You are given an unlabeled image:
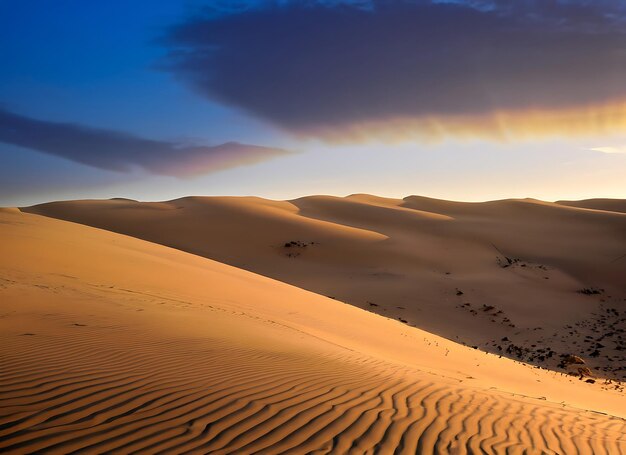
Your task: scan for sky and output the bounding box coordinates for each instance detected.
[1,0,625,206]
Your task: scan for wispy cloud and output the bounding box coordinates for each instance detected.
[162,0,626,141]
[0,108,289,177]
[590,146,626,155]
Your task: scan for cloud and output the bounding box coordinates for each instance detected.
[590,146,626,155]
[162,0,626,141]
[0,108,289,177]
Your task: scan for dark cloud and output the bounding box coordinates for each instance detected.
[0,108,289,177]
[162,0,626,136]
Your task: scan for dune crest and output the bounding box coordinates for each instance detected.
[556,198,626,214]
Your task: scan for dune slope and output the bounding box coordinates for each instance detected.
[25,195,626,380]
[1,209,626,453]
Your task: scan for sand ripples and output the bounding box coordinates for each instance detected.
[1,326,624,454]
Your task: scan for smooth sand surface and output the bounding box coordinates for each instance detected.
[1,208,625,453]
[25,195,626,380]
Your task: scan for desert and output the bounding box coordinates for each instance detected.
[1,198,625,453]
[2,1,626,452]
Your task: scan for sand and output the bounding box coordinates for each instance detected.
[1,206,625,453]
[556,198,626,214]
[25,195,626,380]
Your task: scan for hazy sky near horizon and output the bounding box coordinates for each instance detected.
[1,0,625,206]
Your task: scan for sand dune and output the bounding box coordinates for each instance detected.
[556,198,626,214]
[25,195,626,380]
[1,208,625,453]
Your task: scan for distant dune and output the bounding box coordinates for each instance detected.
[25,195,626,381]
[556,198,626,214]
[1,208,625,453]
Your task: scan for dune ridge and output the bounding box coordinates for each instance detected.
[556,198,626,214]
[24,194,626,380]
[1,209,626,453]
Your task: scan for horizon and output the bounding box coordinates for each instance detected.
[10,191,623,210]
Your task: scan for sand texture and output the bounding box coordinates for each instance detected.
[1,207,625,453]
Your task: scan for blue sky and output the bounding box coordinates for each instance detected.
[1,0,625,206]
[0,0,276,139]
